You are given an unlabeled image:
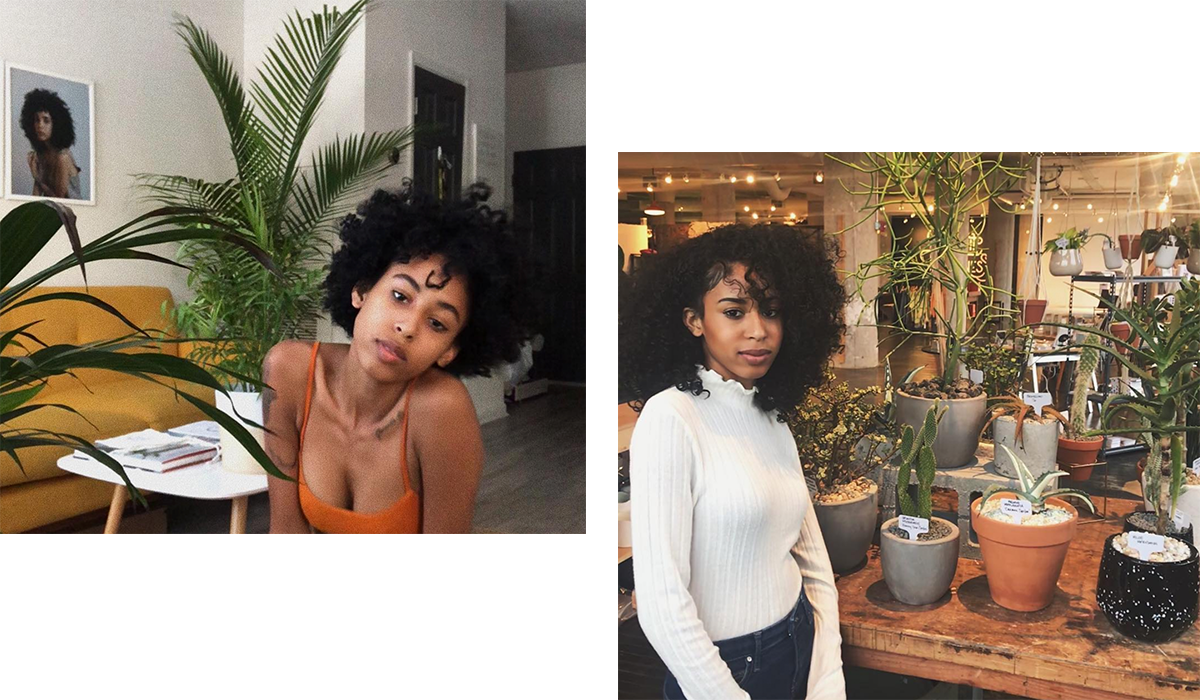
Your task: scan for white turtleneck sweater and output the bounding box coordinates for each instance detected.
[630,367,845,700]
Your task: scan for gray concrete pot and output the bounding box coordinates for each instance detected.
[992,415,1060,480]
[813,486,879,574]
[880,516,960,605]
[895,391,987,468]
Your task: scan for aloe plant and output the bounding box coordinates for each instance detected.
[981,445,1096,515]
[896,402,944,521]
[1,200,293,511]
[1030,280,1200,534]
[137,0,417,389]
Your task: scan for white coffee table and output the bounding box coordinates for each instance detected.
[56,451,268,534]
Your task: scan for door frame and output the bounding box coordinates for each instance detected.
[404,50,471,188]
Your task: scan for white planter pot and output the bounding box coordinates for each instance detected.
[214,389,266,474]
[1142,471,1200,529]
[1154,245,1179,270]
[1102,247,1124,270]
[1049,249,1083,277]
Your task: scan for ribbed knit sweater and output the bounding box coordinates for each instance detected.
[630,367,845,700]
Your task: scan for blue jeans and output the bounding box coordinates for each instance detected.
[663,589,815,699]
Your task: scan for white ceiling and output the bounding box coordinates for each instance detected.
[506,0,586,73]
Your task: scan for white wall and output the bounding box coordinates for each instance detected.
[505,62,585,205]
[1,0,244,302]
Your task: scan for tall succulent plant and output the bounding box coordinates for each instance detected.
[896,402,944,521]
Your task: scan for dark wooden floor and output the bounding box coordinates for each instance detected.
[140,385,585,534]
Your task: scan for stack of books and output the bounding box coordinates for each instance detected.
[74,423,220,473]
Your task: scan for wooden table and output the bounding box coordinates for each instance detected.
[837,497,1200,700]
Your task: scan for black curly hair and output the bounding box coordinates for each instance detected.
[20,88,75,152]
[323,182,536,377]
[619,223,847,420]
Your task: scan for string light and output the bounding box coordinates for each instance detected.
[744,205,751,212]
[751,212,759,220]
[1098,217,1104,223]
[664,174,672,184]
[1047,217,1053,223]
[1087,203,1093,210]
[814,171,824,184]
[746,174,755,184]
[730,175,737,183]
[927,204,934,212]
[1052,203,1059,210]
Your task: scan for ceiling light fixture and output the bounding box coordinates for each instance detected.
[730,175,738,183]
[775,173,781,182]
[927,204,935,212]
[789,212,796,219]
[751,212,759,220]
[746,174,755,184]
[1087,203,1093,210]
[664,173,673,184]
[1052,203,1059,210]
[1098,217,1104,223]
[814,171,824,184]
[770,205,776,212]
[684,173,690,183]
[744,205,750,212]
[1178,153,1190,165]
[646,184,653,193]
[644,201,666,216]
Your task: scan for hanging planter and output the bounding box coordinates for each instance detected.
[1154,245,1180,270]
[1049,249,1083,277]
[1019,299,1048,325]
[1119,234,1142,259]
[1102,246,1123,270]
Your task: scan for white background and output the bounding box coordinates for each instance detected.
[6,1,1200,698]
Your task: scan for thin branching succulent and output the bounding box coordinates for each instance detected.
[896,402,944,521]
[981,445,1097,516]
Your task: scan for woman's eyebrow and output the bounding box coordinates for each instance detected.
[718,297,748,305]
[437,301,462,322]
[392,273,419,290]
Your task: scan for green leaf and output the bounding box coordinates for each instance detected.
[0,384,45,415]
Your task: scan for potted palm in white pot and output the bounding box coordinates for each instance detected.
[138,1,417,473]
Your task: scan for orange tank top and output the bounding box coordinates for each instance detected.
[297,341,422,533]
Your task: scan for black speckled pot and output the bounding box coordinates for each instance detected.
[1096,533,1199,643]
[1122,511,1194,545]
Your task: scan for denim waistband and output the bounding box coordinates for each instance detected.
[712,587,810,666]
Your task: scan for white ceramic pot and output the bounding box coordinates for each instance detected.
[1154,245,1180,270]
[1103,247,1124,270]
[1142,471,1200,529]
[214,389,266,474]
[1049,249,1083,277]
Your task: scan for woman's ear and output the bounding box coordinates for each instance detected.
[351,286,364,309]
[682,307,704,337]
[435,344,459,369]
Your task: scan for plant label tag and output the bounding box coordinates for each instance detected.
[969,369,985,385]
[1021,392,1053,417]
[1192,457,1200,477]
[1174,510,1191,530]
[898,515,929,541]
[1128,532,1166,561]
[1000,498,1033,524]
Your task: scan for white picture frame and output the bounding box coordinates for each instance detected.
[5,62,96,205]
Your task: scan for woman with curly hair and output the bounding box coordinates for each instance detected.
[621,223,848,699]
[263,183,534,534]
[19,88,82,199]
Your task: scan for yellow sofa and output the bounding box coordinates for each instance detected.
[1,286,217,533]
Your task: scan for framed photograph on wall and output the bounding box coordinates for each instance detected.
[5,63,95,205]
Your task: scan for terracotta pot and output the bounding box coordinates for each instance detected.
[971,495,1078,611]
[1119,234,1142,259]
[1057,435,1104,481]
[1019,299,1048,326]
[1109,321,1131,350]
[1049,249,1084,277]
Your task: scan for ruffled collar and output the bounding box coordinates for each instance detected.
[696,365,758,404]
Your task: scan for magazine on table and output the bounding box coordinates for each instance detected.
[166,420,221,443]
[73,428,220,472]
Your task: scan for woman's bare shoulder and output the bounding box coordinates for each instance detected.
[412,368,475,417]
[263,340,319,399]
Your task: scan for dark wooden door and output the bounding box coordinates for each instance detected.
[413,66,465,201]
[512,146,585,383]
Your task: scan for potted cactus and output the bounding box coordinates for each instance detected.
[879,402,960,606]
[1040,332,1105,481]
[789,367,897,574]
[980,395,1059,481]
[970,445,1097,612]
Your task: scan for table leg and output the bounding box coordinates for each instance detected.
[230,496,248,534]
[105,485,128,534]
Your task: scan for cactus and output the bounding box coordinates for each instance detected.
[896,402,945,522]
[1069,333,1101,439]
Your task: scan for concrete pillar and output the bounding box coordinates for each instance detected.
[825,153,879,369]
[982,203,1016,310]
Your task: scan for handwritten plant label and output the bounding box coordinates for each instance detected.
[1000,498,1033,524]
[1128,532,1166,561]
[1021,392,1053,417]
[898,515,929,541]
[1173,509,1191,531]
[969,369,985,385]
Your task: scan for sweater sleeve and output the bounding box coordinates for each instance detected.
[791,475,847,700]
[630,400,750,700]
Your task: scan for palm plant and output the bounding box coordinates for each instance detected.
[1033,280,1200,534]
[138,0,417,388]
[1,201,293,509]
[828,153,1027,387]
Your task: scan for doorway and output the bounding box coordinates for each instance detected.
[413,66,465,201]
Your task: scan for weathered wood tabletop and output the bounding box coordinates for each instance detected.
[836,497,1200,700]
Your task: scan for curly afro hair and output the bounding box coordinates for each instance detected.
[20,88,76,151]
[323,182,536,377]
[619,223,847,420]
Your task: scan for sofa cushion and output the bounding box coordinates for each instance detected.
[0,474,119,533]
